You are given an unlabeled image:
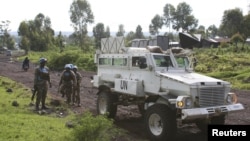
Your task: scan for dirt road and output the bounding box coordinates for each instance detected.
[0,54,249,141]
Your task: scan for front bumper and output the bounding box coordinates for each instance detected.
[181,103,244,120]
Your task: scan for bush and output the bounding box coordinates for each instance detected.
[49,52,80,71]
[76,57,97,71]
[71,111,116,141]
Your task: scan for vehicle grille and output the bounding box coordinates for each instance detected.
[199,87,225,107]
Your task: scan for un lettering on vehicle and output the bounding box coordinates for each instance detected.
[120,80,128,90]
[114,79,145,96]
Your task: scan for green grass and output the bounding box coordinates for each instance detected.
[0,76,127,141]
[194,45,250,90]
[0,76,72,141]
[17,48,96,71]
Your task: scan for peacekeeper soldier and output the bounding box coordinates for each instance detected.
[34,58,52,110]
[59,64,76,105]
[72,65,82,107]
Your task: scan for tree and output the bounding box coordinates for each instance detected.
[163,3,175,32]
[220,8,243,37]
[195,25,206,38]
[116,24,125,37]
[149,24,156,36]
[207,25,218,38]
[5,33,15,50]
[0,20,15,49]
[135,25,144,39]
[165,32,176,42]
[105,26,111,37]
[93,23,106,49]
[125,31,135,47]
[69,0,94,51]
[230,32,244,48]
[149,14,163,35]
[171,2,198,32]
[242,14,250,39]
[56,31,65,52]
[18,21,30,53]
[19,36,30,54]
[18,13,55,52]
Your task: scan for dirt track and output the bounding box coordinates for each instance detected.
[0,54,249,141]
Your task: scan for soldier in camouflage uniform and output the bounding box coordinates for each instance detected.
[34,58,52,110]
[59,64,76,105]
[72,65,82,107]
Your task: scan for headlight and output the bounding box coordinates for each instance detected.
[176,96,192,109]
[227,92,237,104]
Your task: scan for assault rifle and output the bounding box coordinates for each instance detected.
[31,85,38,101]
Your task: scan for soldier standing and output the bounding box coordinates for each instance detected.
[72,65,82,107]
[34,58,52,111]
[59,64,76,105]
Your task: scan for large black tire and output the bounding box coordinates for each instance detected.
[97,91,117,118]
[196,115,226,133]
[144,104,177,141]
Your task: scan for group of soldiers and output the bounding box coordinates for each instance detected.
[32,58,82,111]
[58,63,82,107]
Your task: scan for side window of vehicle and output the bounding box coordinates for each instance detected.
[112,58,127,66]
[132,57,140,67]
[99,58,111,65]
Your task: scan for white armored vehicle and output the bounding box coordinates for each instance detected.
[92,37,244,141]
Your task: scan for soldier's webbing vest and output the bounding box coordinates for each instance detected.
[38,67,49,81]
[62,71,73,82]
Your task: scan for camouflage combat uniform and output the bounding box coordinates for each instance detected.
[72,69,82,106]
[34,59,51,110]
[59,69,76,104]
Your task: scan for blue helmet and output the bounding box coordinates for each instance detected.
[72,65,78,70]
[64,64,72,69]
[39,58,47,63]
[68,64,74,69]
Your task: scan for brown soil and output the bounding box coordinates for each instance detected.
[0,54,249,141]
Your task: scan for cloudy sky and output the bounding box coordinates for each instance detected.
[0,0,249,33]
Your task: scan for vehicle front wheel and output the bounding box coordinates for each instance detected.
[97,91,117,118]
[144,104,176,141]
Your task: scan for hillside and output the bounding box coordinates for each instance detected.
[0,53,249,141]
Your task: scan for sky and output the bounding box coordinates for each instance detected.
[0,0,249,34]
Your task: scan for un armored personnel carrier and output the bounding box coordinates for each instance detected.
[92,37,244,141]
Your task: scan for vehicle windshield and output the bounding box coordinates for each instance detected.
[153,55,173,67]
[175,56,190,68]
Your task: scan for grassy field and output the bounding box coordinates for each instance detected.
[0,76,73,141]
[194,45,250,90]
[0,76,125,141]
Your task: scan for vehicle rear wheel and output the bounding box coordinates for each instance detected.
[97,91,117,118]
[144,104,176,141]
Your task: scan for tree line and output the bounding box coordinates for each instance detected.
[0,0,250,53]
